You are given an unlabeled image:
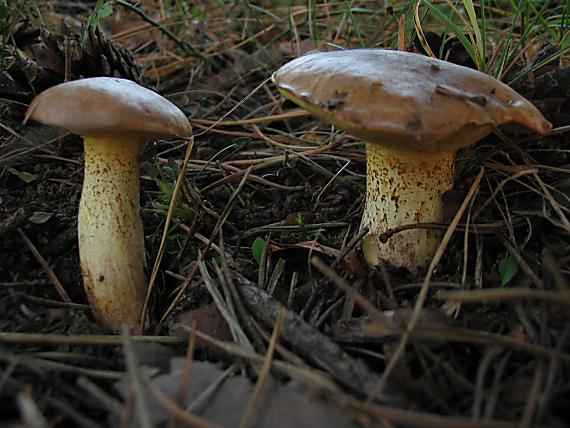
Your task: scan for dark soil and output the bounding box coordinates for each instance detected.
[1,2,569,427]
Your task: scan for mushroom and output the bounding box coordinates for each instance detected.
[273,49,551,275]
[25,77,192,332]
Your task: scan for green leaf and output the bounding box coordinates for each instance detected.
[173,204,194,222]
[98,2,113,19]
[158,179,174,201]
[296,212,306,227]
[28,212,54,224]
[252,237,267,265]
[191,6,203,19]
[82,0,114,46]
[150,201,169,212]
[499,256,518,287]
[8,167,37,183]
[144,163,161,179]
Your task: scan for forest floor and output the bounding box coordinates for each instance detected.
[0,1,569,427]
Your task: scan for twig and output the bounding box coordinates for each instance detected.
[216,238,266,352]
[190,109,310,126]
[484,351,511,419]
[377,218,527,242]
[198,142,337,193]
[144,379,221,428]
[349,324,570,364]
[0,332,185,346]
[186,365,237,413]
[115,0,206,61]
[266,258,286,295]
[0,351,124,380]
[519,361,544,428]
[239,308,285,428]
[17,294,89,310]
[532,171,570,233]
[241,222,347,240]
[18,228,71,303]
[121,329,152,428]
[472,347,502,418]
[436,288,570,305]
[378,167,485,395]
[498,235,544,289]
[141,136,194,332]
[332,393,516,428]
[311,257,397,329]
[198,260,254,352]
[47,396,103,428]
[167,321,198,428]
[77,376,123,417]
[331,226,368,270]
[17,392,49,428]
[472,167,537,219]
[238,284,404,403]
[155,167,253,333]
[176,325,339,393]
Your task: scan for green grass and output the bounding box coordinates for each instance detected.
[411,0,568,80]
[0,0,29,74]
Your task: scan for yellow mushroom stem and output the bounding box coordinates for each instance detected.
[79,137,147,333]
[361,143,455,274]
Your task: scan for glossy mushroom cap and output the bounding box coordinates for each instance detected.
[25,77,192,140]
[272,49,551,153]
[273,49,551,274]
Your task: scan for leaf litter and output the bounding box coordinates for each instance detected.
[115,358,354,428]
[1,1,569,427]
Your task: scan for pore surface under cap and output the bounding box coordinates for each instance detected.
[26,77,192,141]
[273,49,551,153]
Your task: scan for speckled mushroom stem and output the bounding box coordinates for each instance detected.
[79,137,146,333]
[361,143,455,275]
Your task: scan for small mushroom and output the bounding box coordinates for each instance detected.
[25,77,192,332]
[273,49,551,275]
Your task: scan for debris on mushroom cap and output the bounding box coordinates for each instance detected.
[25,77,192,141]
[273,49,551,153]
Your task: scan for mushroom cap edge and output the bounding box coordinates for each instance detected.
[273,49,551,153]
[25,77,192,142]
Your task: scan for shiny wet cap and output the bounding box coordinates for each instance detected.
[25,77,192,141]
[273,49,551,153]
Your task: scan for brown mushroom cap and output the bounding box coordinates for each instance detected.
[273,49,551,153]
[25,77,192,141]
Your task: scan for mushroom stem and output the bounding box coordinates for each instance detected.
[79,137,146,333]
[361,143,455,274]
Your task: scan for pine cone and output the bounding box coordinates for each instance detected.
[1,21,144,104]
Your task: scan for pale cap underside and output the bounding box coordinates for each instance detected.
[25,77,192,141]
[273,49,551,153]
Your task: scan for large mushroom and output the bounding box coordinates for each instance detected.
[273,49,551,275]
[25,77,192,332]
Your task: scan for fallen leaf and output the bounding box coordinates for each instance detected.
[28,212,54,224]
[115,359,356,428]
[8,168,37,183]
[169,304,232,358]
